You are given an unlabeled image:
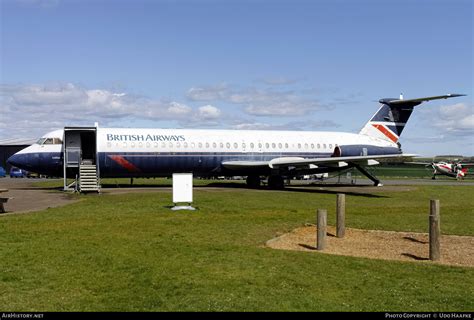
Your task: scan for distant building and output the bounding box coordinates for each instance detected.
[0,138,36,173]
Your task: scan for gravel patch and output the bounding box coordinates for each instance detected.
[267,225,474,268]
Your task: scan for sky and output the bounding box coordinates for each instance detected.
[0,0,472,156]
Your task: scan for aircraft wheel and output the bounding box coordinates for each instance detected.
[268,175,285,189]
[246,175,261,188]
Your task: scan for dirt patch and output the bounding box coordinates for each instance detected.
[266,226,474,268]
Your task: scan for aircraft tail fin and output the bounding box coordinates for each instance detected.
[359,94,465,144]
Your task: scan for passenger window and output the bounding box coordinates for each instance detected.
[169,142,173,148]
[213,142,217,148]
[198,142,202,148]
[250,143,254,148]
[234,143,238,149]
[161,142,166,148]
[285,143,288,149]
[220,142,224,148]
[206,142,210,148]
[323,144,326,149]
[304,143,308,149]
[226,142,231,149]
[176,142,181,148]
[317,144,320,149]
[242,143,246,148]
[278,143,282,149]
[298,143,301,149]
[258,143,262,149]
[272,143,276,149]
[329,144,332,149]
[311,144,314,149]
[265,143,270,149]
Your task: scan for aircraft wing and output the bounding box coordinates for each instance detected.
[222,154,416,170]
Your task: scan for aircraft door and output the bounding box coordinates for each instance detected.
[65,131,81,167]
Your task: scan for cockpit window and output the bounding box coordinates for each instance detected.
[36,137,63,145]
[43,138,54,145]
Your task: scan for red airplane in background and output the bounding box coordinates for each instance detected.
[408,160,474,180]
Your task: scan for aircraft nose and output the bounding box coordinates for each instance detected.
[7,153,28,170]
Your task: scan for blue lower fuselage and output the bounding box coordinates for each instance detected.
[8,144,401,178]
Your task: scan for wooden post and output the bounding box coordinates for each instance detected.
[429,199,440,261]
[336,193,346,238]
[317,209,327,250]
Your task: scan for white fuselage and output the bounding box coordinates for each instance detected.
[9,127,399,178]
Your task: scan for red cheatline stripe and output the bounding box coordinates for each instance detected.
[108,155,141,172]
[372,124,398,143]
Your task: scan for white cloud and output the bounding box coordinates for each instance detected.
[231,119,340,131]
[424,103,474,135]
[0,83,222,139]
[187,84,325,117]
[197,105,221,120]
[187,84,228,101]
[167,102,192,116]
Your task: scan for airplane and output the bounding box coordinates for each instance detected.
[407,160,474,180]
[7,93,465,190]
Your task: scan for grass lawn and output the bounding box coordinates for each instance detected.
[0,185,473,311]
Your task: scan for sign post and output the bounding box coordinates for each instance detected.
[172,173,196,211]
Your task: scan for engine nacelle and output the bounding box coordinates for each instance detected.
[332,145,401,157]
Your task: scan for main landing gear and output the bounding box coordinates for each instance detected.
[353,164,383,187]
[268,175,285,189]
[246,175,261,188]
[246,175,285,189]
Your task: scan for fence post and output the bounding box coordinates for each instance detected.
[429,199,440,261]
[317,209,327,250]
[336,193,346,238]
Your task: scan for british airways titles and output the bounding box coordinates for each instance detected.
[107,134,186,142]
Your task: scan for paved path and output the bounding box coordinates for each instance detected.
[0,178,77,215]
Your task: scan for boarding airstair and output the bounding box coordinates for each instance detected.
[78,163,100,193]
[63,126,101,193]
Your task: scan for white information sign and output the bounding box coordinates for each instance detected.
[172,173,193,204]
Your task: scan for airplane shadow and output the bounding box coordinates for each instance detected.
[101,183,172,189]
[98,182,387,198]
[283,187,389,198]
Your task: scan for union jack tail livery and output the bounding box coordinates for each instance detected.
[359,94,465,144]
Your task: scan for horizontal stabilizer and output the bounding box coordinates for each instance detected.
[379,94,466,106]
